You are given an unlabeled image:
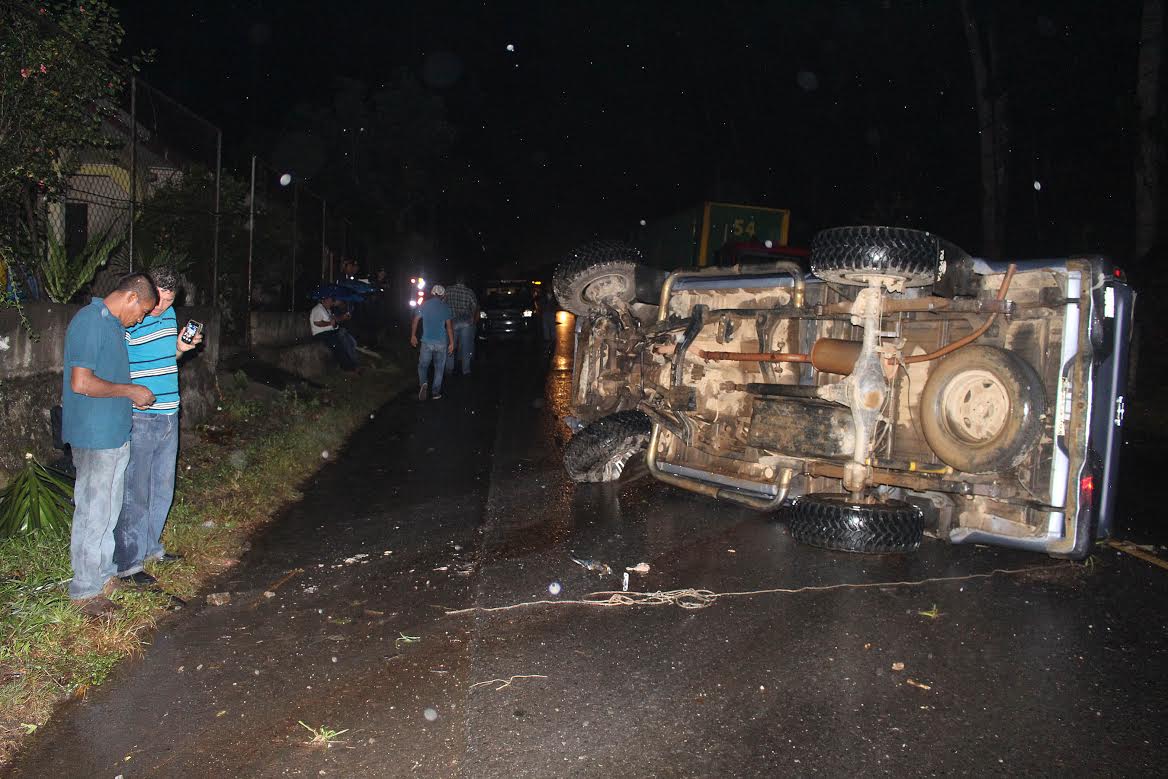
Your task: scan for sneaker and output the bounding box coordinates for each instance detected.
[432,393,443,400]
[119,571,159,587]
[418,383,428,401]
[76,595,121,619]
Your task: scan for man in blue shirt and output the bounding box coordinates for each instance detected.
[62,274,158,617]
[113,267,203,587]
[410,284,453,400]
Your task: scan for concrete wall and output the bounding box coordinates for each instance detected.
[250,311,312,348]
[249,310,333,381]
[0,302,220,473]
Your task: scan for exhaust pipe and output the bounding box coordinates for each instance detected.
[699,338,863,374]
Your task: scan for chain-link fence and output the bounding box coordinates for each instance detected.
[233,157,355,341]
[40,74,361,343]
[129,80,223,299]
[54,77,222,303]
[2,3,369,345]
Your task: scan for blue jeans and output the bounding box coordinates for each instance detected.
[69,443,130,599]
[445,322,475,375]
[315,328,358,370]
[417,341,448,394]
[114,412,179,576]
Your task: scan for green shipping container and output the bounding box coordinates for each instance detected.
[637,201,791,270]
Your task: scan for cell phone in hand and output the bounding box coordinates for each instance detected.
[181,319,203,344]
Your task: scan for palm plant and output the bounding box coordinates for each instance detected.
[0,454,74,538]
[40,231,123,304]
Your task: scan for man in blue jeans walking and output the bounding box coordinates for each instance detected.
[443,275,478,376]
[114,266,203,587]
[62,274,158,618]
[410,284,454,400]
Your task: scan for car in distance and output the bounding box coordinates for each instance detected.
[478,279,537,339]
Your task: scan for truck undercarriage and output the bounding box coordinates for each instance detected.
[556,227,1133,558]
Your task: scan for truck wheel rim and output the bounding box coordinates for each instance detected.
[583,273,630,304]
[942,370,1010,444]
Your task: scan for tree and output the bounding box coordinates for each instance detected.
[0,0,142,310]
[0,2,133,252]
[1136,0,1163,262]
[960,0,1009,259]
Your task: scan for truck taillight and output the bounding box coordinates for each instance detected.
[1079,473,1095,506]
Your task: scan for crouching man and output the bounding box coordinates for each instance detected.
[61,274,158,617]
[310,294,359,371]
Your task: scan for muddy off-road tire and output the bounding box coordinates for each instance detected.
[788,494,924,553]
[810,226,954,288]
[554,241,642,316]
[564,410,651,482]
[919,345,1046,474]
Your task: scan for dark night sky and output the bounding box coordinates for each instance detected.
[112,0,1148,274]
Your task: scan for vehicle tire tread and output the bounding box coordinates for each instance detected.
[564,410,651,482]
[810,226,947,287]
[554,241,642,315]
[787,494,923,553]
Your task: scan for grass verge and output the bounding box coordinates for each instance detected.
[0,358,407,763]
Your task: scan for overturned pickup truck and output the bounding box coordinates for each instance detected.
[554,227,1134,558]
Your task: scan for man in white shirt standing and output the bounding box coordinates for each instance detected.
[310,295,358,371]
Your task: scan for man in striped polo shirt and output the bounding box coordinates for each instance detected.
[113,266,202,586]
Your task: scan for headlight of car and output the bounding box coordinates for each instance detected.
[522,309,534,317]
[479,310,487,319]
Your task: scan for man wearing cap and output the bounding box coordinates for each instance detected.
[410,284,454,400]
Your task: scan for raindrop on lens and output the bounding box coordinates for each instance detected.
[548,581,562,596]
[279,173,292,186]
[1033,180,1042,191]
[424,707,439,721]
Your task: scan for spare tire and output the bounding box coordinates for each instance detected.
[564,410,651,482]
[787,494,923,553]
[811,226,954,288]
[919,345,1046,473]
[554,241,642,316]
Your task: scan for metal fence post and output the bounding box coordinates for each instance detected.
[290,184,298,311]
[321,199,328,279]
[246,155,256,348]
[212,129,222,305]
[128,76,137,271]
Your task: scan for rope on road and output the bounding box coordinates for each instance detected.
[444,562,1079,615]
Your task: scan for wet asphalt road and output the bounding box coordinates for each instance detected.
[8,321,1168,778]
